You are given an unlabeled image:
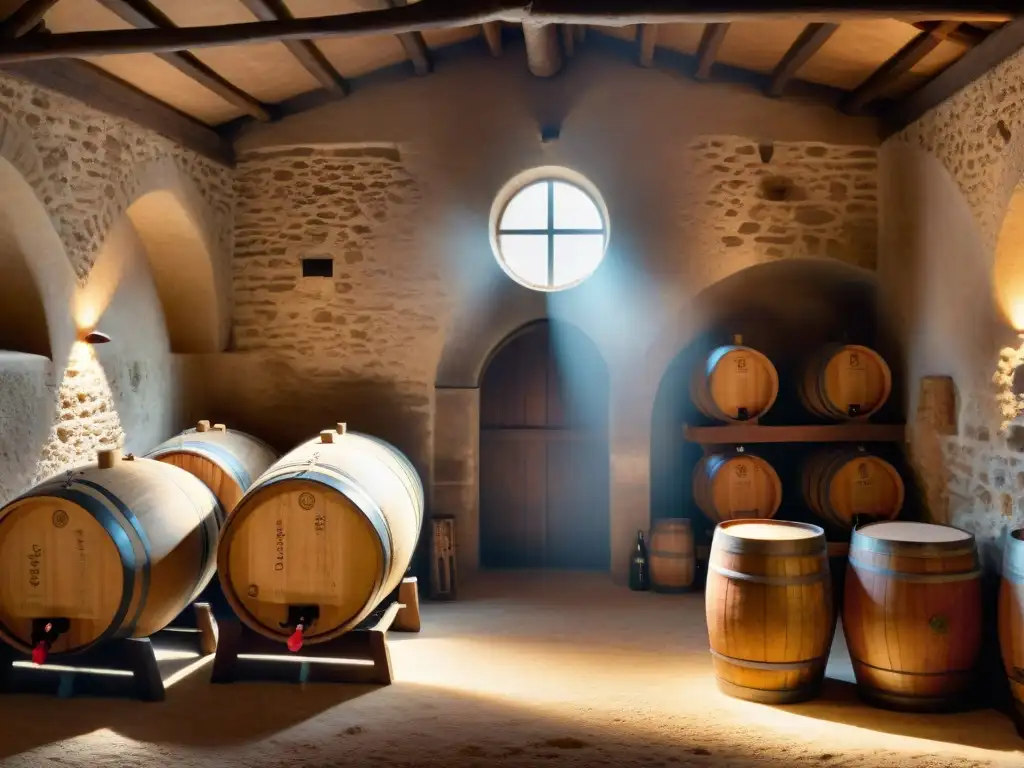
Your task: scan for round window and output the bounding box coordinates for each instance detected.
[490,171,609,292]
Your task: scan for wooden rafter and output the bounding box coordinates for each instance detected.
[482,20,503,55]
[0,2,1016,64]
[842,19,961,113]
[96,0,273,122]
[239,0,349,95]
[637,24,658,67]
[385,0,432,76]
[884,18,1024,134]
[695,23,730,80]
[0,0,58,38]
[768,22,839,96]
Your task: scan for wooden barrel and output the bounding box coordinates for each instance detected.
[706,519,834,704]
[0,450,220,656]
[217,423,424,644]
[693,451,782,524]
[649,518,695,592]
[999,528,1024,722]
[802,448,904,529]
[144,419,278,517]
[690,335,779,423]
[800,344,892,420]
[844,521,982,712]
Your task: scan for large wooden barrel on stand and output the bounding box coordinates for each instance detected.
[0,450,220,658]
[802,448,904,530]
[690,335,779,423]
[800,344,892,420]
[706,519,834,704]
[217,423,424,645]
[844,521,982,712]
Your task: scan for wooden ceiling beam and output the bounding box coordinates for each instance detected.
[883,18,1024,135]
[0,0,58,38]
[2,59,233,163]
[482,20,503,55]
[637,24,658,67]
[96,0,273,122]
[239,0,349,95]
[768,22,839,96]
[842,19,961,113]
[522,22,562,77]
[385,0,432,76]
[910,19,992,46]
[0,2,1017,64]
[695,23,730,80]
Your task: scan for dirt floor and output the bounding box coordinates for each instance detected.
[0,571,1022,767]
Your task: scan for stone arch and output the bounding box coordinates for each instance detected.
[118,160,231,354]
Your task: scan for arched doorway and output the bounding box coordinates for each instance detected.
[479,319,610,569]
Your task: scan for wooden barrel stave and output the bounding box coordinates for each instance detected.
[649,518,695,592]
[802,449,904,530]
[690,342,779,423]
[1000,529,1024,720]
[0,454,220,655]
[706,520,834,704]
[693,453,782,525]
[800,344,892,421]
[145,421,278,517]
[844,521,982,712]
[217,427,424,644]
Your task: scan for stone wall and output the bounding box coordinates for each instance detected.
[0,72,234,503]
[882,46,1024,571]
[228,51,881,578]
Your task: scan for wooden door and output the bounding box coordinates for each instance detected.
[479,320,609,569]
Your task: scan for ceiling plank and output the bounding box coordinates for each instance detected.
[0,0,58,38]
[239,0,349,95]
[0,2,1017,64]
[523,22,562,77]
[385,0,432,76]
[768,22,839,96]
[638,24,658,67]
[695,23,730,81]
[2,58,233,163]
[883,18,1024,135]
[482,20,502,55]
[842,19,961,113]
[96,0,273,122]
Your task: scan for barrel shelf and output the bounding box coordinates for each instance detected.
[683,423,906,446]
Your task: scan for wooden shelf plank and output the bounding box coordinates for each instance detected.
[683,423,906,444]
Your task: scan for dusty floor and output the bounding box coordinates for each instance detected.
[0,571,1021,767]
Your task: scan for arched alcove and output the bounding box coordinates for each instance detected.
[649,258,911,547]
[479,318,610,569]
[124,189,226,354]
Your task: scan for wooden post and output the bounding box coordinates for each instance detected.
[917,376,957,435]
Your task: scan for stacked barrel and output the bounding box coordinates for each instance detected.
[0,419,423,661]
[686,335,904,533]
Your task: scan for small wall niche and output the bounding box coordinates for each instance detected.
[302,257,334,278]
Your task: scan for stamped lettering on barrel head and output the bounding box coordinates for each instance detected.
[52,509,68,529]
[27,544,41,587]
[274,519,285,572]
[298,492,315,510]
[314,513,326,532]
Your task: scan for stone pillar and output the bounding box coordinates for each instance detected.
[432,387,480,575]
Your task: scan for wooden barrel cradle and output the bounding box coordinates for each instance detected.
[0,450,220,658]
[693,451,782,525]
[217,423,425,645]
[649,518,695,592]
[802,448,904,530]
[800,344,892,420]
[144,420,278,519]
[999,529,1024,722]
[706,519,834,704]
[690,335,779,423]
[844,521,983,712]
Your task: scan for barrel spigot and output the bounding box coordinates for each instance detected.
[30,618,69,665]
[280,604,319,652]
